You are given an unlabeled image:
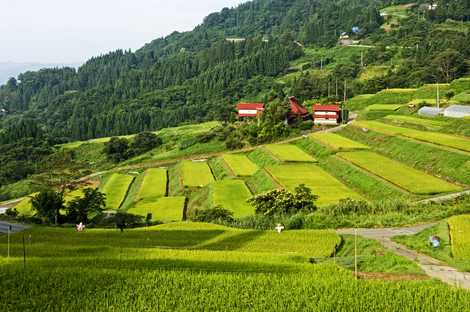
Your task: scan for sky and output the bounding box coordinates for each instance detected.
[0,0,247,64]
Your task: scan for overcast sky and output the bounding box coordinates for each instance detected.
[1,0,247,64]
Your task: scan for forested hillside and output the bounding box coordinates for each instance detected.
[0,0,469,144]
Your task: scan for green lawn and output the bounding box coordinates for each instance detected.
[129,197,186,222]
[265,144,317,162]
[354,120,470,152]
[448,215,470,260]
[222,154,258,177]
[137,168,167,202]
[383,115,448,130]
[366,104,405,111]
[310,132,369,151]
[102,173,135,210]
[181,160,215,187]
[212,180,254,218]
[337,151,462,195]
[266,164,363,207]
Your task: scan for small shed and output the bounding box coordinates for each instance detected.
[443,105,470,119]
[312,104,341,125]
[236,103,265,118]
[418,106,442,117]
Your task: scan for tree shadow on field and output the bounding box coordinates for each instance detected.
[194,230,263,252]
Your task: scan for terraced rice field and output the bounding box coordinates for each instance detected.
[383,115,447,130]
[337,151,462,194]
[310,132,369,151]
[181,160,215,187]
[355,120,470,152]
[367,88,416,104]
[14,196,35,217]
[102,173,135,210]
[212,180,254,218]
[448,215,470,260]
[222,154,258,176]
[366,104,405,111]
[129,197,186,222]
[266,164,363,207]
[137,168,167,202]
[265,144,316,162]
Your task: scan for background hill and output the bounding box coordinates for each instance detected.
[0,0,469,144]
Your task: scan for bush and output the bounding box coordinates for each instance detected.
[130,132,162,155]
[104,137,130,162]
[191,206,234,223]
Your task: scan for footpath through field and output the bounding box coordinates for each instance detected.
[338,224,470,290]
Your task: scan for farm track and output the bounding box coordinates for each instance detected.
[338,225,470,289]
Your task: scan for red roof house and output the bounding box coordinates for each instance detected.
[312,104,341,125]
[236,103,265,117]
[288,96,309,117]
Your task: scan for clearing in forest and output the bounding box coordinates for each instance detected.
[310,132,369,151]
[212,180,254,218]
[337,151,462,195]
[181,160,215,187]
[102,173,135,210]
[265,144,316,162]
[222,154,258,177]
[266,164,363,207]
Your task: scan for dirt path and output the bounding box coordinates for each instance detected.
[415,190,470,205]
[338,224,470,289]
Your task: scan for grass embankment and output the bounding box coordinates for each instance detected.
[211,180,254,218]
[338,126,470,186]
[337,151,462,195]
[354,120,470,153]
[1,224,470,310]
[101,173,135,210]
[394,220,470,272]
[266,164,363,207]
[245,170,279,195]
[208,157,233,180]
[383,115,448,130]
[265,144,316,162]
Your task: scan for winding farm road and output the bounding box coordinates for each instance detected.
[338,224,470,290]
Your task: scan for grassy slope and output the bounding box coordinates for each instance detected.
[394,221,470,272]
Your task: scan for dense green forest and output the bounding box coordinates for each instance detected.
[0,0,469,144]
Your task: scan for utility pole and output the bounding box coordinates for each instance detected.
[361,51,364,67]
[343,80,347,103]
[320,58,323,70]
[328,81,331,98]
[335,78,338,98]
[437,82,440,110]
[7,225,11,258]
[354,228,358,280]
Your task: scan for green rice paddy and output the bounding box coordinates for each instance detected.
[102,173,135,210]
[265,144,317,162]
[354,120,470,152]
[448,215,470,260]
[181,161,215,187]
[222,154,258,177]
[366,104,405,111]
[383,115,448,130]
[337,151,462,194]
[212,180,254,218]
[310,132,369,151]
[266,164,363,207]
[129,197,186,222]
[137,168,167,202]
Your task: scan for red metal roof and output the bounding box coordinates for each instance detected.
[288,96,308,115]
[312,104,341,112]
[236,103,265,110]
